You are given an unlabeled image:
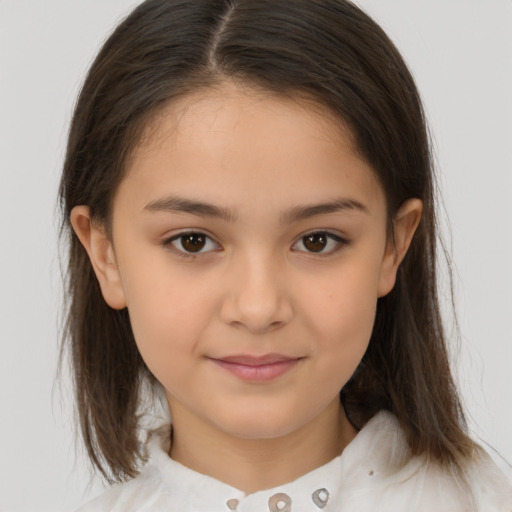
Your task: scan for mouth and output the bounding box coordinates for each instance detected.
[208,354,302,382]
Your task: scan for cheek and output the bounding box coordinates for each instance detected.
[120,265,217,380]
[304,265,379,379]
[321,291,376,360]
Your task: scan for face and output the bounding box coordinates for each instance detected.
[78,84,412,442]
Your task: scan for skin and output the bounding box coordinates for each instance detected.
[71,83,422,493]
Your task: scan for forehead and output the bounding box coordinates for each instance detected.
[139,82,355,150]
[118,83,385,218]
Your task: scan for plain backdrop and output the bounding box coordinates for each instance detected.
[0,1,511,510]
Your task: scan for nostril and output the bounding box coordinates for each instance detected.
[226,319,286,335]
[218,260,294,332]
[219,292,293,333]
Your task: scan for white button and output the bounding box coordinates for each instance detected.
[312,488,330,508]
[268,492,292,512]
[226,498,239,510]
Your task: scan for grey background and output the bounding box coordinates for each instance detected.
[1,1,511,510]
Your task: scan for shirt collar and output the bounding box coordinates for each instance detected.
[144,411,400,511]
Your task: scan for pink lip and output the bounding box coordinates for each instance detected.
[209,354,301,382]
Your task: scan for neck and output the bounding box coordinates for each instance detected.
[168,398,356,494]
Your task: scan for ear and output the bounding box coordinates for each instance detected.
[378,198,423,297]
[70,206,127,309]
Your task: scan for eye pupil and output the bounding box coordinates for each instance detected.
[304,233,327,252]
[181,233,206,252]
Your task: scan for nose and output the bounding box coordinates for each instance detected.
[219,252,293,334]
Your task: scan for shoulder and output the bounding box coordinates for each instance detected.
[75,465,171,512]
[75,425,174,512]
[466,448,512,511]
[337,411,512,511]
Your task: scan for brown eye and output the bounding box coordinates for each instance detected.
[167,232,219,255]
[303,233,328,252]
[292,231,347,255]
[181,233,206,252]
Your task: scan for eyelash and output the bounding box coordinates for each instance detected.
[162,230,349,259]
[162,231,221,258]
[291,231,349,256]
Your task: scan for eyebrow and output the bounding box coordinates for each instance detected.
[280,198,369,223]
[143,195,369,223]
[144,196,237,222]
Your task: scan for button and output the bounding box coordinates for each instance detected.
[226,498,239,510]
[268,492,292,512]
[312,488,329,508]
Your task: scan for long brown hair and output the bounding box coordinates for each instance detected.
[59,0,475,483]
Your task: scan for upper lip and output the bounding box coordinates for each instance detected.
[209,354,301,366]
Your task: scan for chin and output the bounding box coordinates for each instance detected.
[208,405,313,441]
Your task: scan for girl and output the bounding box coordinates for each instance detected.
[60,0,512,510]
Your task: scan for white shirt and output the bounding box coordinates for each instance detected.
[76,411,512,511]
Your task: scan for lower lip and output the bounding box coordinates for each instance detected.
[210,359,300,382]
